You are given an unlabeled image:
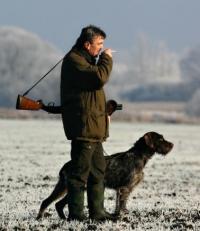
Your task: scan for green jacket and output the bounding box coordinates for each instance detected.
[60,48,113,142]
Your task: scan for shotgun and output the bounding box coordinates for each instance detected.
[16,95,122,115]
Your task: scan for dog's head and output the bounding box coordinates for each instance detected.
[135,132,173,155]
[143,132,173,155]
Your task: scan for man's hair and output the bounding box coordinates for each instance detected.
[73,25,106,49]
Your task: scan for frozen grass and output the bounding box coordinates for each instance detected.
[0,119,199,230]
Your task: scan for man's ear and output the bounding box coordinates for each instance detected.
[144,133,154,149]
[84,41,91,51]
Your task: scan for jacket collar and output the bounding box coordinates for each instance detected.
[72,47,96,65]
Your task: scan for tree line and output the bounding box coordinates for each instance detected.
[0,27,200,116]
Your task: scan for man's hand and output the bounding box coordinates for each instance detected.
[103,48,113,58]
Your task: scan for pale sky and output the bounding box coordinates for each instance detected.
[0,0,200,53]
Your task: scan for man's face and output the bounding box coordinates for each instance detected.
[84,36,104,57]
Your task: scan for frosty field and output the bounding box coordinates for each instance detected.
[0,119,199,230]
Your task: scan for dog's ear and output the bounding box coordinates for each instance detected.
[144,133,154,149]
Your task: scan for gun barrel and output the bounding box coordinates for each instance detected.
[116,104,123,110]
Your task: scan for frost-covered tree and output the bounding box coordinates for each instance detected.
[180,46,200,83]
[106,34,181,100]
[0,26,63,107]
[130,34,181,84]
[180,45,200,111]
[185,89,200,116]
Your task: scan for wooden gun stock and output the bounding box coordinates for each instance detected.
[16,95,43,111]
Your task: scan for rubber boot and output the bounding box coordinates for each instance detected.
[67,186,87,221]
[87,183,117,222]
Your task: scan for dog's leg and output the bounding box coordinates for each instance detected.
[55,193,68,219]
[36,179,67,220]
[115,189,121,215]
[117,173,144,215]
[117,187,130,215]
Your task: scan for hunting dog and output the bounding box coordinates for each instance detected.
[37,132,173,219]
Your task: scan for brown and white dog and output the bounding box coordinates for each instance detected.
[37,132,173,219]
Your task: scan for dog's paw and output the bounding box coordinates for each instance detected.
[36,214,42,220]
[115,208,129,216]
[36,212,52,220]
[55,203,66,219]
[121,208,129,214]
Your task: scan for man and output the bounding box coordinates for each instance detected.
[60,25,114,221]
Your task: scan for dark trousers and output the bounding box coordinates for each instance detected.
[67,140,109,219]
[68,140,106,189]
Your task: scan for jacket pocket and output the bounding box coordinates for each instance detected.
[84,111,106,139]
[62,110,86,139]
